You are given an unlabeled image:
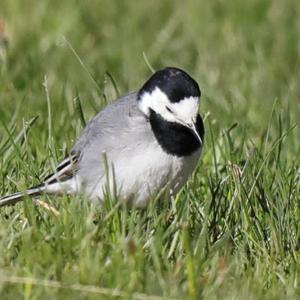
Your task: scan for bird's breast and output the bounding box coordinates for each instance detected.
[110,140,201,206]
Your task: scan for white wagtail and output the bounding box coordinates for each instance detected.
[0,67,204,207]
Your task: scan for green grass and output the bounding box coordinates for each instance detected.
[0,0,300,299]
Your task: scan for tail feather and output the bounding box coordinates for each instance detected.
[0,154,79,208]
[0,187,44,207]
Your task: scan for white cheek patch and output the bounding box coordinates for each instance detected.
[138,87,199,124]
[172,96,199,123]
[138,88,176,122]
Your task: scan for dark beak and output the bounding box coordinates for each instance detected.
[186,121,203,144]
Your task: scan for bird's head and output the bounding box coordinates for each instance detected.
[137,67,202,143]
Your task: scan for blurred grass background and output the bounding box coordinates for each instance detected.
[0,0,299,299]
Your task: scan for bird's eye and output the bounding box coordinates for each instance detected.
[165,106,173,113]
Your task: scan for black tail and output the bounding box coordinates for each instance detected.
[0,155,78,207]
[0,187,45,207]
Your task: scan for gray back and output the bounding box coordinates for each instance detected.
[71,91,155,182]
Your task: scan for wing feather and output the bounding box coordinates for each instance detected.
[43,154,79,185]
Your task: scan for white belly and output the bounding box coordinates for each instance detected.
[80,141,201,207]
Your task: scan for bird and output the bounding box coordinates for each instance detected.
[0,67,204,208]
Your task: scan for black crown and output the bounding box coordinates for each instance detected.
[138,67,201,103]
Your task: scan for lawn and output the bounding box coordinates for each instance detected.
[0,1,299,299]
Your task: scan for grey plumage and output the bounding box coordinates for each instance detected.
[0,67,204,208]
